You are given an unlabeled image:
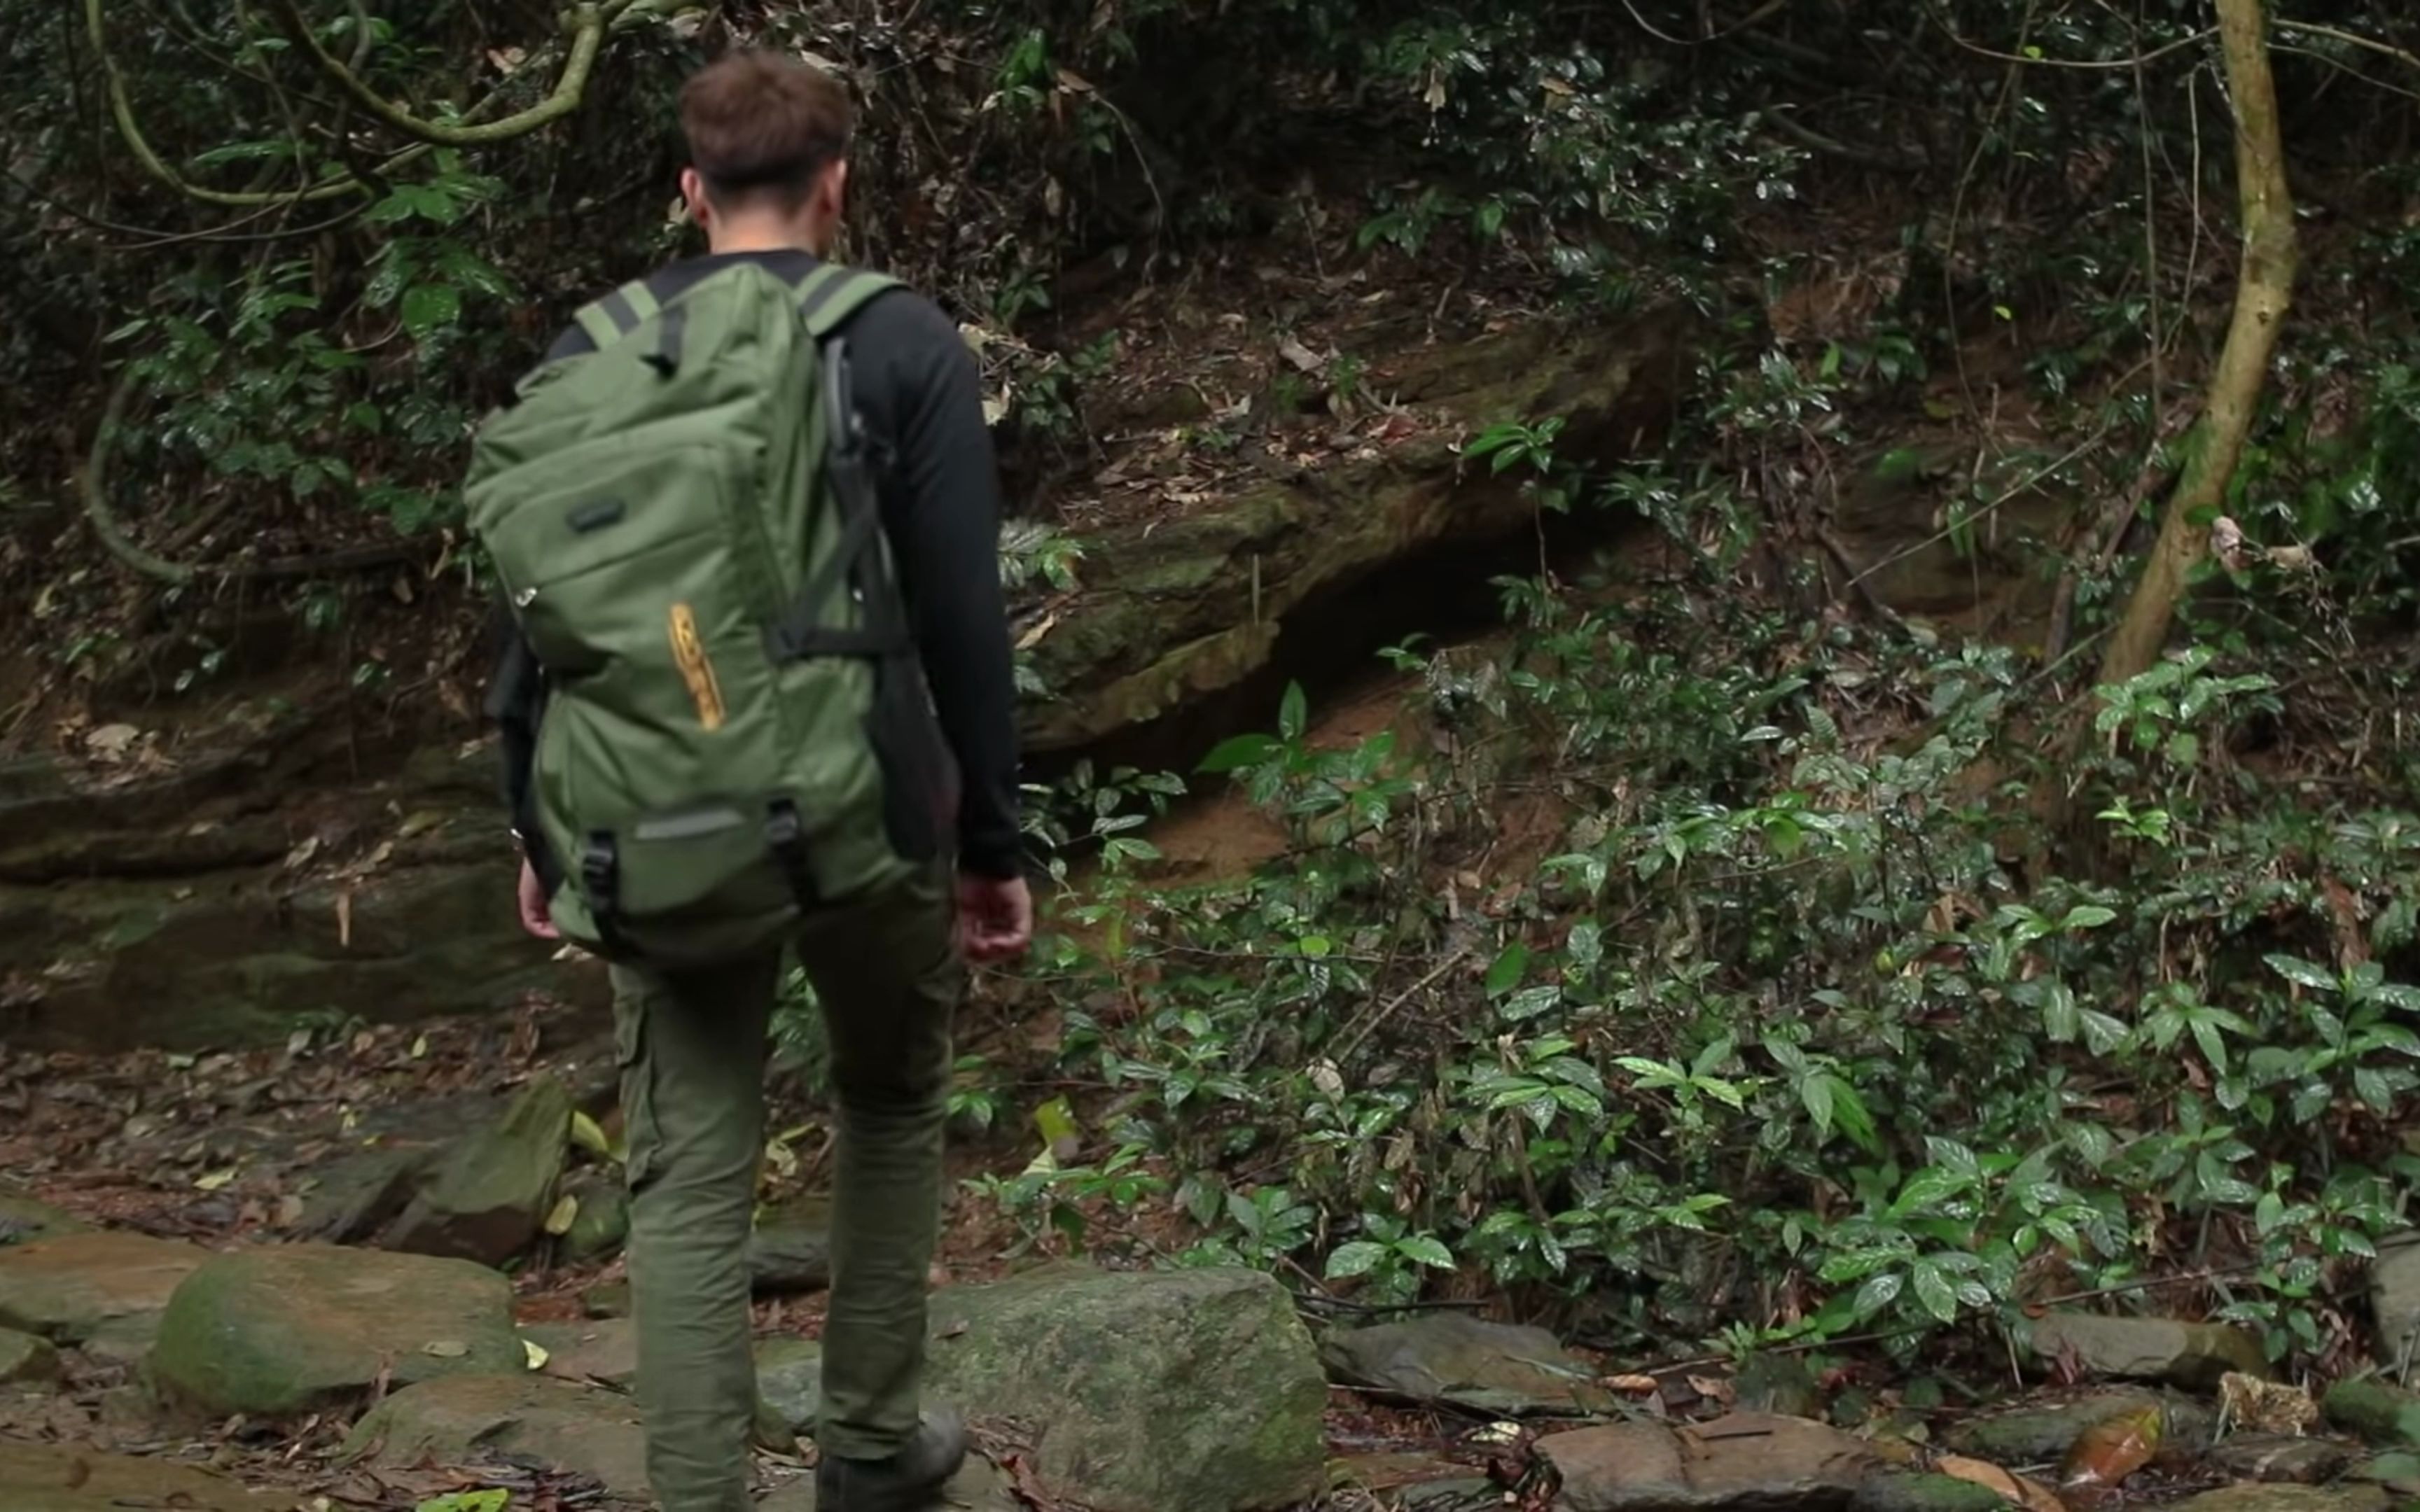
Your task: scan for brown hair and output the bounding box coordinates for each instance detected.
[679,50,854,211]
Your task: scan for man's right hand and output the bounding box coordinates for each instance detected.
[517,857,559,940]
[956,872,1032,965]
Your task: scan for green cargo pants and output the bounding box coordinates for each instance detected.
[611,867,962,1512]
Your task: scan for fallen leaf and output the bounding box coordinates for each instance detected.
[543,1194,579,1236]
[411,1034,430,1060]
[1279,337,1326,373]
[569,1111,616,1161]
[336,890,354,949]
[2061,1404,2160,1497]
[423,1340,470,1359]
[417,1491,510,1512]
[193,1168,238,1192]
[522,1338,549,1371]
[85,724,139,760]
[1939,1454,2067,1511]
[1604,1373,1662,1394]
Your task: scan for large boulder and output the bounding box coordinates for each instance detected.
[1320,1314,1610,1416]
[385,1077,572,1266]
[0,1231,203,1351]
[924,1264,1326,1512]
[148,1244,524,1417]
[0,1439,271,1512]
[1018,315,1688,753]
[341,1373,650,1499]
[1539,1414,1877,1511]
[2026,1312,2267,1390]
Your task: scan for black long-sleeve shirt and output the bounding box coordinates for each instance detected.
[487,249,1022,880]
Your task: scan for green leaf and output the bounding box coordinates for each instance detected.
[1197,734,1279,775]
[1325,1240,1388,1280]
[418,1493,510,1512]
[1501,984,1562,1022]
[1912,1262,1959,1324]
[1854,1270,1904,1319]
[401,284,462,340]
[2062,904,2118,930]
[1278,681,1309,741]
[2266,953,2339,993]
[1397,1236,1456,1270]
[1484,943,1530,998]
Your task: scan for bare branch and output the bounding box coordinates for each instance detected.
[2273,18,2420,75]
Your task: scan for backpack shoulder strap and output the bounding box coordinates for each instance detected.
[795,265,901,342]
[570,278,662,353]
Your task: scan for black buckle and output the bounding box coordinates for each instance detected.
[766,799,816,906]
[581,832,627,951]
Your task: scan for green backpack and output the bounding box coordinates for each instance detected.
[467,261,952,967]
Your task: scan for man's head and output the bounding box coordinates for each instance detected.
[678,50,854,255]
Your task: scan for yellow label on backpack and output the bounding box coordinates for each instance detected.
[667,603,725,731]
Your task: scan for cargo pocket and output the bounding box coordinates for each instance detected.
[611,972,660,1190]
[865,653,953,863]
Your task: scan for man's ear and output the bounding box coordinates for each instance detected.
[821,159,850,221]
[678,167,714,227]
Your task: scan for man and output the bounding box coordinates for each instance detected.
[486,48,1031,1512]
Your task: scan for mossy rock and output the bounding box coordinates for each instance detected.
[148,1244,522,1418]
[925,1264,1327,1512]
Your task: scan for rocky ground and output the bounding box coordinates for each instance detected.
[6,1006,2420,1510]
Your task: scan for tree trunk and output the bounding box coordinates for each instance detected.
[2094,0,2297,687]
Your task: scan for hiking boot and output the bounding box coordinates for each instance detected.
[813,1408,968,1512]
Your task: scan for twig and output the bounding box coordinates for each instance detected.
[1330,948,1471,1065]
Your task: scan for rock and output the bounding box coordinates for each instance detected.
[386,1076,573,1266]
[1018,316,1690,753]
[148,1244,524,1417]
[1319,1313,1611,1416]
[2027,1312,2268,1390]
[1539,1413,1877,1511]
[1850,1472,2012,1512]
[580,1280,632,1319]
[2211,1434,2356,1484]
[757,1455,1021,1511]
[342,1373,649,1498]
[0,1324,61,1384]
[0,1439,270,1512]
[2325,1376,2420,1447]
[527,1317,637,1388]
[1,853,607,1055]
[757,1336,823,1435]
[2372,1236,2420,1373]
[2349,1448,2420,1491]
[559,1176,629,1263]
[0,1191,93,1248]
[749,1200,834,1294]
[0,1231,202,1345]
[924,1264,1326,1512]
[2167,1488,2388,1512]
[1947,1389,2219,1462]
[293,1143,438,1244]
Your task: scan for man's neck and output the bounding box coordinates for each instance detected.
[705,214,830,258]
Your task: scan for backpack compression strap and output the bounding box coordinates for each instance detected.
[767,267,915,665]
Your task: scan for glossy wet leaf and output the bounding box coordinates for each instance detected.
[2059,1404,2160,1495]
